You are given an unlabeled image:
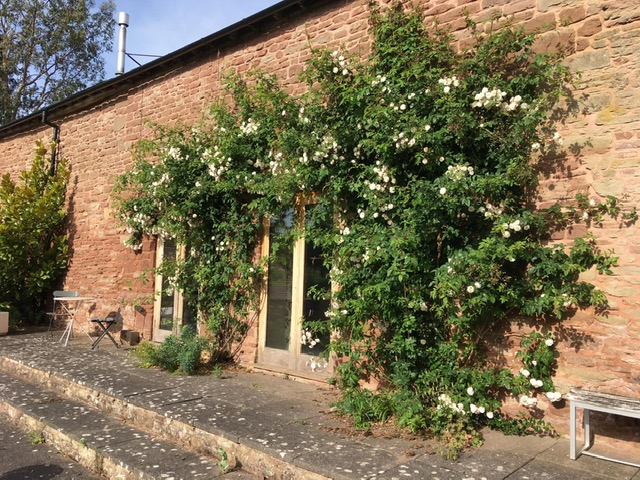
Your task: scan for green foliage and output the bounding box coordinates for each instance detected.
[113,2,635,452]
[132,326,206,374]
[30,431,45,445]
[217,447,229,474]
[131,340,159,368]
[0,0,115,124]
[0,142,70,323]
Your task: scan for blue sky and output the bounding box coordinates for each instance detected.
[104,0,282,78]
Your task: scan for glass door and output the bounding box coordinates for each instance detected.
[259,206,332,376]
[153,238,197,342]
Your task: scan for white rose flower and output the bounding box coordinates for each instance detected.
[439,187,447,195]
[467,285,475,294]
[486,411,494,419]
[545,338,554,347]
[520,368,530,378]
[467,386,474,396]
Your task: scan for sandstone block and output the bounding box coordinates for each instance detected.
[566,50,611,72]
[559,6,586,25]
[595,313,629,326]
[578,17,602,37]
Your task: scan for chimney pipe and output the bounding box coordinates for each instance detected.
[116,12,129,75]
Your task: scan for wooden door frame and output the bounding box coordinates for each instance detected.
[152,238,190,342]
[257,203,333,377]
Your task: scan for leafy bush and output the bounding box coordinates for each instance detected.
[132,326,206,374]
[0,141,69,323]
[114,2,636,451]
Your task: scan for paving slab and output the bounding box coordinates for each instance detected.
[1,332,639,480]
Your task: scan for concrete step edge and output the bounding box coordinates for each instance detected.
[0,393,168,479]
[0,355,329,480]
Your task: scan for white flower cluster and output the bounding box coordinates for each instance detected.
[546,391,562,402]
[471,87,506,108]
[206,145,231,181]
[215,239,228,253]
[306,356,328,372]
[371,74,387,87]
[472,87,529,112]
[438,76,460,93]
[331,50,350,76]
[445,164,475,181]
[366,161,396,194]
[437,393,466,414]
[373,162,395,185]
[393,131,417,150]
[129,212,152,229]
[239,118,260,136]
[437,392,495,419]
[552,131,564,146]
[298,106,310,125]
[501,219,529,238]
[166,146,182,161]
[478,202,503,219]
[519,394,538,408]
[123,236,143,251]
[301,329,321,348]
[151,172,171,188]
[530,377,544,388]
[466,282,482,294]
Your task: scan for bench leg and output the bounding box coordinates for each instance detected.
[570,402,577,460]
[583,408,591,451]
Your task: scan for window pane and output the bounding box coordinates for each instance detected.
[159,239,177,331]
[301,206,330,356]
[265,210,294,350]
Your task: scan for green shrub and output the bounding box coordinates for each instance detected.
[133,326,205,374]
[0,142,69,324]
[131,340,159,368]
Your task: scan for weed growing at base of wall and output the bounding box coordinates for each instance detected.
[113,2,636,455]
[0,141,69,324]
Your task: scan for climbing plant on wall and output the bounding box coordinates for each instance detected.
[113,2,636,454]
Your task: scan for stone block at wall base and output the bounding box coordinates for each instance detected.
[120,330,140,346]
[0,312,8,336]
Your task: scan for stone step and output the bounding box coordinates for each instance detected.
[0,370,256,480]
[0,342,333,480]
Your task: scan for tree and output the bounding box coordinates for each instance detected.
[0,0,115,125]
[0,141,70,323]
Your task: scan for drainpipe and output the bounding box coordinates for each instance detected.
[41,111,59,176]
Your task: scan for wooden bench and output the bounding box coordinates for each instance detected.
[567,388,640,468]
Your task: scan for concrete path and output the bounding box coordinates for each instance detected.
[0,332,638,480]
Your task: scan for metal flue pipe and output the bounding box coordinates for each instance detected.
[116,12,129,75]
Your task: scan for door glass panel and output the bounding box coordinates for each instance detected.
[301,207,330,356]
[159,239,177,331]
[265,210,294,350]
[182,293,198,328]
[182,245,198,329]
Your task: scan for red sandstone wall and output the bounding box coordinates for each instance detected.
[0,0,639,437]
